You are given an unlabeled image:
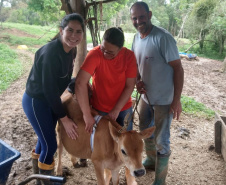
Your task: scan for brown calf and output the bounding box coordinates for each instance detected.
[56,90,155,185]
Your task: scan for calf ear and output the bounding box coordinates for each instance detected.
[139,126,156,139]
[109,122,121,143]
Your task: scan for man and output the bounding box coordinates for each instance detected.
[130,2,184,185]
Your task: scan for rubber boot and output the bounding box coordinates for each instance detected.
[38,161,55,185]
[143,138,156,170]
[152,152,171,185]
[31,149,41,185]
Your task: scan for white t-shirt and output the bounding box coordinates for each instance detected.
[132,25,180,105]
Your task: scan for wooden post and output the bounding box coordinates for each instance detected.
[214,120,222,154]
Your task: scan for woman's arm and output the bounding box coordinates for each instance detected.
[75,70,95,134]
[108,77,136,120]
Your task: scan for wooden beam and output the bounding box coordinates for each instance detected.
[87,0,117,7]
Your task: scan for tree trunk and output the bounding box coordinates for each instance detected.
[0,0,4,25]
[70,0,87,77]
[219,35,225,55]
[199,29,206,51]
[177,10,190,42]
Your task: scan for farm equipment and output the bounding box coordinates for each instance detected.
[0,139,65,185]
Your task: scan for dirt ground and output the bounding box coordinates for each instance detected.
[0,29,226,185]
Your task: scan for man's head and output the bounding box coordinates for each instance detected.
[130,2,152,38]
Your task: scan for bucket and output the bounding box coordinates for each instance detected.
[0,139,21,185]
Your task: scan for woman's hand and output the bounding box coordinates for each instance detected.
[83,114,95,134]
[60,116,78,140]
[136,80,146,94]
[108,109,120,121]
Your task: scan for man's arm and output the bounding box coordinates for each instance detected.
[169,59,184,120]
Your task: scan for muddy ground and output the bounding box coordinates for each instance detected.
[0,28,226,185]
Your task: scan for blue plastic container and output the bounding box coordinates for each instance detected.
[0,139,21,185]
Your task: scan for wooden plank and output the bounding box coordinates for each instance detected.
[221,116,226,161]
[215,120,222,154]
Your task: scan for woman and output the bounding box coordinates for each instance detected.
[22,13,84,180]
[75,27,137,134]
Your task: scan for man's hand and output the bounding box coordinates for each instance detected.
[61,116,78,140]
[136,80,146,94]
[170,99,182,120]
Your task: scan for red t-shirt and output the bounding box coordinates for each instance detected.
[81,46,137,112]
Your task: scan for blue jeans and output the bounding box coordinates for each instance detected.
[96,107,133,131]
[22,92,58,165]
[138,98,173,155]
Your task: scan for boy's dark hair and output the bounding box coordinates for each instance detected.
[130,2,150,13]
[60,13,85,32]
[103,27,124,48]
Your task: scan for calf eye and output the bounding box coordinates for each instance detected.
[121,149,127,156]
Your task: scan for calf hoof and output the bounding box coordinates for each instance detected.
[73,159,88,168]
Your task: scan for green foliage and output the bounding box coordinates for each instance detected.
[177,38,225,61]
[181,95,215,120]
[0,43,23,93]
[131,92,215,120]
[124,32,135,49]
[192,0,217,21]
[0,7,11,22]
[28,0,63,23]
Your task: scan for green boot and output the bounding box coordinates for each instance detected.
[143,138,156,170]
[152,152,171,185]
[39,161,55,185]
[31,149,41,185]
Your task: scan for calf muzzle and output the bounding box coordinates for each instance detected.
[134,169,146,177]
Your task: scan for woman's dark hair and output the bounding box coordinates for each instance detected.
[60,13,85,32]
[102,27,125,48]
[130,2,150,13]
[51,13,85,41]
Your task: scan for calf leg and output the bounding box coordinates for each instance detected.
[70,155,78,168]
[93,161,105,185]
[111,169,120,185]
[56,122,63,176]
[125,167,137,185]
[104,169,112,185]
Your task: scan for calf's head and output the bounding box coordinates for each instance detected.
[109,122,155,177]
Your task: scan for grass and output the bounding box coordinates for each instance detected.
[131,91,215,120]
[0,22,216,119]
[0,43,23,94]
[1,22,58,47]
[2,22,58,37]
[181,95,215,120]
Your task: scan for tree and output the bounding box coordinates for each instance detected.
[191,0,217,50]
[28,0,63,24]
[0,0,5,24]
[208,0,226,54]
